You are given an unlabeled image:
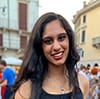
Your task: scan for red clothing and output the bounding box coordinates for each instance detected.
[0,73,6,99]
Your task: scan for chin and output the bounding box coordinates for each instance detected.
[54,61,65,66]
[48,58,66,66]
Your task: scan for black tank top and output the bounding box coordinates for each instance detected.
[40,88,83,99]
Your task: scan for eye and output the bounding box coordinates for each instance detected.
[43,37,53,45]
[58,33,67,42]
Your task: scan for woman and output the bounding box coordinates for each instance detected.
[12,12,89,99]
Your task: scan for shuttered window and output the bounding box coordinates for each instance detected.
[83,15,86,23]
[0,34,3,46]
[20,36,27,49]
[19,3,27,30]
[81,30,85,43]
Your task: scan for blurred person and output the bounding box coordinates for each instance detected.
[89,64,100,99]
[85,66,93,82]
[0,60,16,99]
[87,64,91,70]
[0,70,6,99]
[91,63,99,75]
[79,64,88,78]
[0,71,2,99]
[12,12,89,99]
[97,69,100,80]
[90,77,100,99]
[85,67,94,99]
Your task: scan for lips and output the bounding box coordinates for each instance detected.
[51,51,64,60]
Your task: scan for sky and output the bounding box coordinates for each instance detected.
[39,0,89,29]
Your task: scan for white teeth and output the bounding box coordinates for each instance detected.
[54,52,62,56]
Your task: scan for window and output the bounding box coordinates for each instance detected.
[77,33,80,45]
[3,32,9,48]
[3,32,20,49]
[19,3,27,30]
[20,36,27,49]
[0,56,2,60]
[83,15,86,23]
[77,48,84,58]
[0,34,3,46]
[81,50,84,57]
[10,32,20,49]
[75,19,81,30]
[81,30,85,43]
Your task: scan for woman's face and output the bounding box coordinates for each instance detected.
[42,20,69,66]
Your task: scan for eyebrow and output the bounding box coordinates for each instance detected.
[42,32,67,39]
[58,32,67,35]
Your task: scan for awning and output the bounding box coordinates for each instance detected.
[3,57,23,65]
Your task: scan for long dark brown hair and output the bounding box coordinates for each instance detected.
[12,12,80,99]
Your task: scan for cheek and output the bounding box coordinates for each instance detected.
[42,45,51,56]
[63,40,69,56]
[63,40,69,49]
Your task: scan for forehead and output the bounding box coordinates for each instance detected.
[43,20,66,38]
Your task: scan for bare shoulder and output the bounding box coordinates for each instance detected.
[78,73,89,83]
[78,73,89,99]
[15,80,32,99]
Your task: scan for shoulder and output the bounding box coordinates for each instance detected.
[15,80,32,99]
[78,72,89,82]
[78,73,89,99]
[3,67,11,73]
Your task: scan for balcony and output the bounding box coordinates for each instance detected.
[92,36,100,48]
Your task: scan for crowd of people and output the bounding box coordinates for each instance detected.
[0,60,16,99]
[79,63,100,99]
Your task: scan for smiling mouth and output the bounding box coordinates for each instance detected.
[51,51,64,60]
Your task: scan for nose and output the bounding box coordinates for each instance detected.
[52,40,61,51]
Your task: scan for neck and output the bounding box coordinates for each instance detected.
[43,65,70,94]
[47,64,67,79]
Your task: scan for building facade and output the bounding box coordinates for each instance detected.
[0,0,39,59]
[73,0,100,67]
